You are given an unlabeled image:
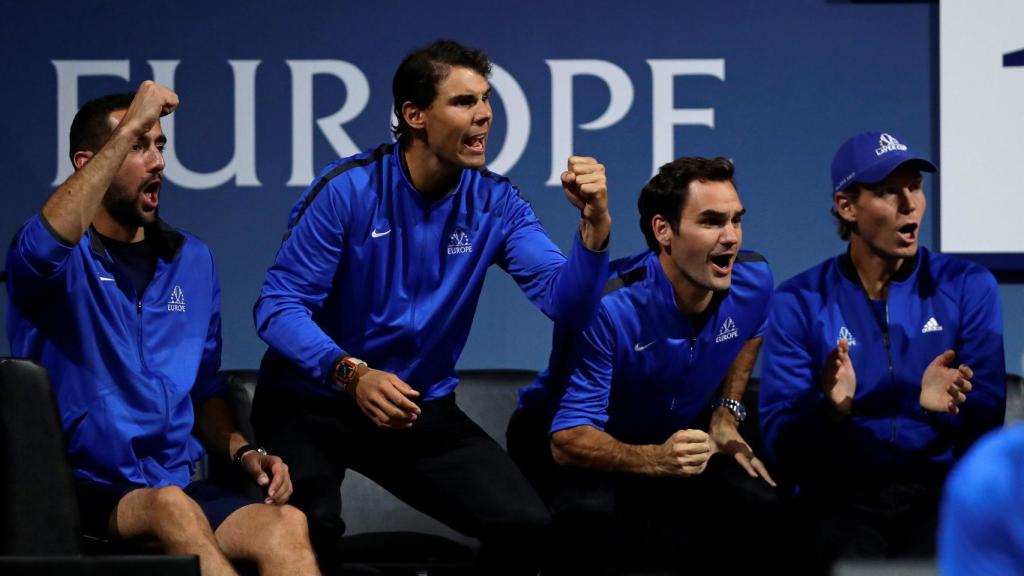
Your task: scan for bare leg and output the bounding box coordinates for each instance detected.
[215,503,320,576]
[112,486,238,576]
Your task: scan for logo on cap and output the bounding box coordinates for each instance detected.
[875,133,908,156]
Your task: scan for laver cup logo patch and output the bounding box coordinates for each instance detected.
[447,227,473,255]
[167,285,186,313]
[875,133,907,156]
[715,317,738,343]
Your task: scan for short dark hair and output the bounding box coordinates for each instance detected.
[831,185,863,240]
[638,157,736,253]
[391,39,491,145]
[68,92,134,165]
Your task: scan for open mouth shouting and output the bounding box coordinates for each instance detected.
[464,133,487,154]
[897,222,919,245]
[710,252,736,276]
[141,179,161,212]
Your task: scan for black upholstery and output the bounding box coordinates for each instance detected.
[0,555,200,575]
[0,357,200,575]
[0,358,81,556]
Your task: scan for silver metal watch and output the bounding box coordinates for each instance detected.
[710,398,747,423]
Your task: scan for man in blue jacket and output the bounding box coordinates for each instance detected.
[251,40,611,573]
[511,157,780,573]
[760,131,1006,569]
[6,82,319,575]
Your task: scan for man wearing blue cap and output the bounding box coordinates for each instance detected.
[759,131,1006,568]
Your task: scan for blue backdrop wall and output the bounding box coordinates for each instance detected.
[3,0,1022,375]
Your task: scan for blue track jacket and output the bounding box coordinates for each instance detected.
[548,250,772,445]
[6,215,224,488]
[760,249,1006,490]
[517,250,650,417]
[255,143,609,400]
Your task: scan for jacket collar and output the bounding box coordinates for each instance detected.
[648,252,727,332]
[838,246,919,287]
[88,218,185,262]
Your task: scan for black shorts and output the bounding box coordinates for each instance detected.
[75,477,258,538]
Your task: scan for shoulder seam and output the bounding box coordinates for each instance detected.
[284,144,391,240]
[479,167,512,186]
[603,266,647,295]
[736,251,766,263]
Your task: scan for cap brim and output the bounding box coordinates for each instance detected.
[856,154,937,186]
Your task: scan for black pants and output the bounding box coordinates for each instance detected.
[551,458,785,575]
[506,407,560,505]
[251,386,550,575]
[797,481,942,573]
[506,408,785,575]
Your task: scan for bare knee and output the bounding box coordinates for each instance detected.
[114,485,213,551]
[143,486,209,539]
[263,505,311,544]
[215,503,318,572]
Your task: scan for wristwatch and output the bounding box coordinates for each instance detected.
[232,443,267,467]
[334,355,368,389]
[710,398,747,423]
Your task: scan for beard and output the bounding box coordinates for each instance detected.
[102,187,155,228]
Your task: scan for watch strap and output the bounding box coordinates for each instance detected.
[232,443,267,467]
[711,398,746,423]
[335,355,368,391]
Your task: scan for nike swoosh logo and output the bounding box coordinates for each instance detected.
[634,340,656,352]
[99,276,116,282]
[371,228,391,238]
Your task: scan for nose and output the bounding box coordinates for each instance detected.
[897,188,917,213]
[148,144,165,173]
[474,99,492,126]
[721,222,740,246]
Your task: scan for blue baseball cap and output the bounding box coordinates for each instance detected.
[830,131,936,193]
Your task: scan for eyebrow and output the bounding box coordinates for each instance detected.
[449,88,491,102]
[698,207,746,218]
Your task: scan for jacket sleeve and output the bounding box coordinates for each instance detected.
[253,181,347,385]
[6,214,76,302]
[496,188,609,331]
[758,287,826,481]
[191,249,226,406]
[550,306,615,434]
[953,266,1006,454]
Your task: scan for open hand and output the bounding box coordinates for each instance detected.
[822,338,856,418]
[920,350,973,414]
